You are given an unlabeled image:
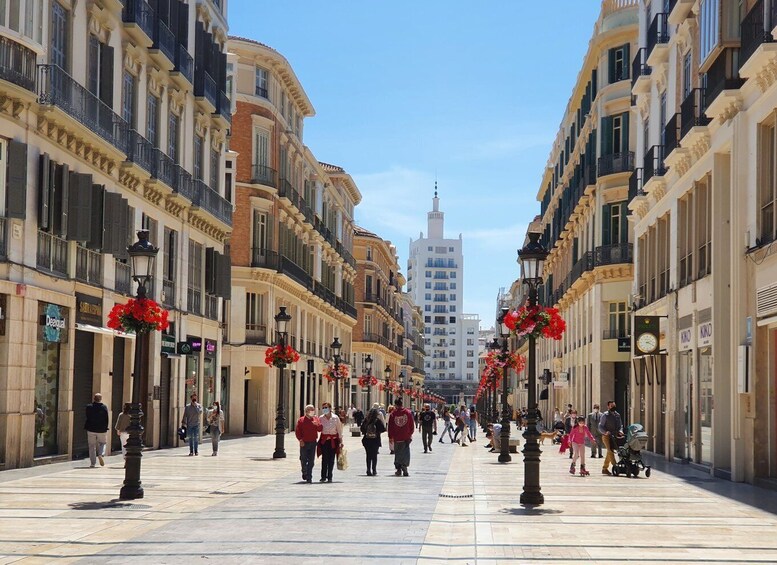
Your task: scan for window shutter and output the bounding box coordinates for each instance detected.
[102,192,118,255]
[205,246,216,293]
[87,184,104,250]
[621,111,630,152]
[572,237,579,263]
[602,204,611,246]
[220,246,231,299]
[601,116,613,156]
[623,43,631,80]
[38,153,50,228]
[6,140,27,219]
[620,203,629,244]
[55,163,69,239]
[99,43,114,108]
[68,173,93,242]
[608,48,616,84]
[178,1,189,47]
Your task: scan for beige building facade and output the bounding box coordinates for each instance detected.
[0,0,232,469]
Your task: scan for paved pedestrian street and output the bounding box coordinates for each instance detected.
[1,427,777,564]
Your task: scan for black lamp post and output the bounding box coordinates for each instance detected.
[490,337,500,424]
[331,337,342,411]
[273,306,292,459]
[120,230,158,500]
[498,307,512,463]
[518,231,549,506]
[365,353,373,407]
[384,365,392,406]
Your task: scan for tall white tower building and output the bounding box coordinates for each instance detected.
[407,186,479,404]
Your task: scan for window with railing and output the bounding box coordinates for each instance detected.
[37,230,68,277]
[695,177,711,279]
[245,292,267,344]
[115,259,131,295]
[759,117,777,245]
[75,245,102,286]
[187,239,203,314]
[607,302,630,339]
[678,197,694,288]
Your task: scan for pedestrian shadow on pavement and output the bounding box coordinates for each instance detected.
[500,507,564,516]
[68,500,150,510]
[249,457,277,462]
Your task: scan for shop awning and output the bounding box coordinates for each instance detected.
[75,323,135,339]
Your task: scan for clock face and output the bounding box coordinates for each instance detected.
[636,332,658,354]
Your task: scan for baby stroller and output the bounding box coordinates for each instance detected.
[612,424,651,478]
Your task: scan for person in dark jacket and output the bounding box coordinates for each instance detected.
[85,393,109,468]
[598,400,624,475]
[354,407,365,427]
[360,408,386,476]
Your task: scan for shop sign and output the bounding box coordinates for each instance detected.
[204,339,217,356]
[39,303,68,343]
[161,333,176,354]
[617,337,630,352]
[187,336,202,352]
[75,293,102,326]
[698,322,713,348]
[679,328,694,351]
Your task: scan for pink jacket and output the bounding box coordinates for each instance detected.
[568,425,596,445]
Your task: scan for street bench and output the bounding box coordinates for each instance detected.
[350,425,361,437]
[509,438,521,453]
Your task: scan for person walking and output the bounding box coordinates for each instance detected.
[553,408,562,424]
[456,406,470,446]
[372,402,386,425]
[182,394,203,456]
[586,404,604,458]
[360,408,386,476]
[439,407,454,443]
[417,403,437,453]
[206,401,226,456]
[114,403,131,459]
[468,406,478,442]
[317,402,342,482]
[564,408,578,459]
[598,400,624,475]
[568,416,596,476]
[295,404,322,483]
[85,393,109,468]
[388,398,414,476]
[354,407,365,427]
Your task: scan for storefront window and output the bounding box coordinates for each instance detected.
[699,348,713,465]
[186,354,199,401]
[203,356,216,411]
[676,351,693,461]
[35,340,60,457]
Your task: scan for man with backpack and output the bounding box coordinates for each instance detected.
[418,404,437,453]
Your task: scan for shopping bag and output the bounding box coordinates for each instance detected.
[337,446,349,470]
[559,434,570,454]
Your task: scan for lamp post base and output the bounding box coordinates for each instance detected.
[521,415,544,506]
[272,450,287,459]
[119,402,144,500]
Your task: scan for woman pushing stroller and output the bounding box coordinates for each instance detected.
[568,416,596,476]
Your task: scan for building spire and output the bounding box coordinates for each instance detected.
[428,180,444,237]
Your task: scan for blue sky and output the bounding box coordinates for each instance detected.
[230,1,601,327]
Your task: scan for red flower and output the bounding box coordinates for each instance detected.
[504,306,565,341]
[265,345,300,367]
[107,298,169,334]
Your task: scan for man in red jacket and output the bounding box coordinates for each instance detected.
[295,404,322,483]
[388,398,415,477]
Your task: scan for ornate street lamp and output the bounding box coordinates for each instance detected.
[489,337,500,425]
[498,307,512,463]
[331,337,342,410]
[384,365,392,406]
[517,231,549,506]
[365,354,373,407]
[272,306,292,459]
[120,230,158,500]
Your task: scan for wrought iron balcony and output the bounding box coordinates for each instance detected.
[631,47,652,88]
[740,0,772,70]
[597,151,634,176]
[705,48,745,106]
[162,278,175,308]
[121,0,155,42]
[629,168,645,200]
[215,90,231,123]
[0,36,36,92]
[664,113,681,155]
[204,293,219,320]
[643,145,666,184]
[646,13,669,59]
[195,70,217,108]
[36,230,68,277]
[680,88,710,138]
[595,242,633,266]
[115,260,131,295]
[174,43,193,84]
[126,129,156,174]
[194,179,232,225]
[75,246,103,286]
[278,255,312,288]
[250,164,278,187]
[251,249,279,269]
[38,65,129,154]
[152,18,175,65]
[246,324,268,345]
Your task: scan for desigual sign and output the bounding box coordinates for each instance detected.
[39,303,68,343]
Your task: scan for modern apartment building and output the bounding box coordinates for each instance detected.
[352,226,404,410]
[534,0,638,423]
[627,0,777,485]
[223,37,360,434]
[407,189,480,404]
[0,0,232,469]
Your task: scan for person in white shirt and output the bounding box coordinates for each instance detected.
[317,402,343,482]
[347,404,355,425]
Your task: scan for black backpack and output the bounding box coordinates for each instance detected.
[365,422,377,439]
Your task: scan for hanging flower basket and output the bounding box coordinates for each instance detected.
[107,298,169,334]
[484,350,527,373]
[323,362,349,382]
[264,345,300,368]
[504,306,566,340]
[357,375,378,388]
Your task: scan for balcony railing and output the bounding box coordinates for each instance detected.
[194,179,232,225]
[680,88,710,138]
[187,287,202,315]
[122,0,155,42]
[279,255,312,288]
[647,13,669,59]
[629,167,644,200]
[595,242,633,265]
[631,47,652,88]
[741,0,772,70]
[75,246,103,286]
[204,293,219,320]
[250,164,277,187]
[252,248,279,269]
[115,260,131,295]
[705,48,745,106]
[602,329,630,340]
[664,113,681,155]
[255,85,268,98]
[153,19,175,65]
[597,151,634,176]
[174,43,193,84]
[38,65,129,154]
[36,230,68,277]
[0,36,36,92]
[246,324,268,345]
[162,278,175,308]
[196,70,217,108]
[216,90,231,122]
[176,166,198,202]
[643,145,666,184]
